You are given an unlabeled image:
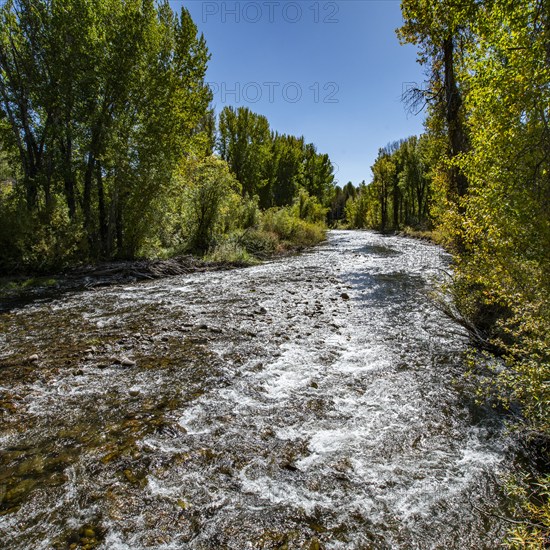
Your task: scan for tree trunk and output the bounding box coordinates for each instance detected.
[393,179,400,229]
[115,191,124,257]
[443,36,468,198]
[83,151,95,252]
[380,187,387,232]
[60,135,76,219]
[96,161,108,258]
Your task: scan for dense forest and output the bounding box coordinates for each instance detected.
[0,0,548,545]
[0,0,335,271]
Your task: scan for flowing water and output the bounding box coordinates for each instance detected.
[0,230,512,549]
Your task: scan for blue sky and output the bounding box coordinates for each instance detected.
[172,0,426,187]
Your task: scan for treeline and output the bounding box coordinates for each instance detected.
[0,0,213,264]
[218,106,335,209]
[344,135,433,231]
[392,1,548,545]
[0,0,335,272]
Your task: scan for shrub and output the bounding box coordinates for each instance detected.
[0,188,83,274]
[178,157,241,254]
[260,205,326,249]
[205,236,254,264]
[239,228,279,258]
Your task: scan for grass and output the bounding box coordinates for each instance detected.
[0,275,58,298]
[400,225,446,245]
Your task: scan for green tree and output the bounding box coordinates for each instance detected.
[371,149,397,231]
[269,133,305,207]
[218,106,271,198]
[179,157,241,253]
[302,143,335,205]
[0,0,212,266]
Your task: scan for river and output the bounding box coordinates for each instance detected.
[0,230,512,549]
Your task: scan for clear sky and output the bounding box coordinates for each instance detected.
[171,0,426,187]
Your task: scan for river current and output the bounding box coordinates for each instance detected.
[0,230,511,549]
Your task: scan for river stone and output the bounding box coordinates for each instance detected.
[340,292,350,300]
[28,354,39,362]
[120,357,136,367]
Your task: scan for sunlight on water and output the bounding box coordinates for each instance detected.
[0,231,512,549]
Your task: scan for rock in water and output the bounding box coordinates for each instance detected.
[120,357,136,367]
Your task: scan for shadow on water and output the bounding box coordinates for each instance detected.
[354,244,402,257]
[345,271,426,306]
[0,284,86,314]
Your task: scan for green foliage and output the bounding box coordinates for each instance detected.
[0,187,82,272]
[329,181,358,226]
[344,183,371,229]
[293,188,328,224]
[0,0,212,265]
[345,137,433,231]
[398,0,550,541]
[446,0,550,435]
[228,194,261,232]
[261,205,326,249]
[178,157,241,254]
[218,106,271,198]
[0,3,335,273]
[239,228,279,258]
[204,236,254,264]
[504,473,550,549]
[217,107,335,210]
[203,191,327,263]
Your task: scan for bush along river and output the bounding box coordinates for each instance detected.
[0,230,514,549]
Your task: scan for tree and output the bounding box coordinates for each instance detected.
[0,0,212,265]
[398,0,477,201]
[180,157,240,253]
[371,148,397,231]
[218,106,271,198]
[397,2,550,540]
[302,143,335,205]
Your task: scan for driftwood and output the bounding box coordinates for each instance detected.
[65,256,249,287]
[0,255,252,312]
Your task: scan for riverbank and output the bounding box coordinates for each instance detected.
[0,234,325,312]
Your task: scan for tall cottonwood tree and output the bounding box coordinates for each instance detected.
[0,0,211,260]
[218,106,271,199]
[398,0,477,200]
